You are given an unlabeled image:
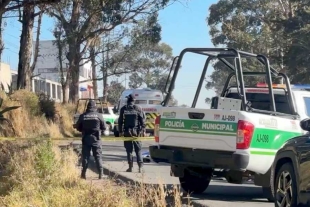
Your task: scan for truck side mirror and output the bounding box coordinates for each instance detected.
[300,118,310,131]
[211,97,219,109]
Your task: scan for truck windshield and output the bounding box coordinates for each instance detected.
[149,100,161,105]
[98,108,109,114]
[226,93,291,114]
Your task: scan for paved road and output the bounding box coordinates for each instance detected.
[74,140,274,207]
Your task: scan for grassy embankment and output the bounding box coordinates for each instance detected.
[0,90,188,207]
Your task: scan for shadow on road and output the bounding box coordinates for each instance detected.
[103,154,127,162]
[188,182,268,203]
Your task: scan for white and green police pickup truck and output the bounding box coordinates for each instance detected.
[150,84,310,200]
[149,47,310,202]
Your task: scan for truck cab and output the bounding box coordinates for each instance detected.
[225,84,310,120]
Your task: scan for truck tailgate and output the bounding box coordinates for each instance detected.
[159,108,239,151]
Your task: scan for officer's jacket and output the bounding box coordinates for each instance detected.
[76,107,106,140]
[118,103,145,132]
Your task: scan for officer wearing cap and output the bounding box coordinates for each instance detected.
[118,94,146,173]
[76,100,107,179]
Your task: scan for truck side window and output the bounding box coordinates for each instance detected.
[303,97,310,116]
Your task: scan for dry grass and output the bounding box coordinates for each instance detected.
[0,141,189,207]
[0,90,76,138]
[0,90,190,206]
[0,90,114,138]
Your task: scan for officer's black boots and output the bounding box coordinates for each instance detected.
[138,162,144,173]
[98,168,103,179]
[125,162,144,173]
[81,168,87,179]
[126,162,133,172]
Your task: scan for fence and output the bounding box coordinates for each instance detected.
[11,75,63,103]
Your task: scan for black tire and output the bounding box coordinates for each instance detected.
[179,170,211,194]
[274,163,297,207]
[113,126,119,137]
[262,187,274,202]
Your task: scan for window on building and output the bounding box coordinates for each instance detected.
[11,75,18,90]
[40,80,46,92]
[52,84,56,99]
[57,85,62,100]
[34,80,40,93]
[46,83,51,97]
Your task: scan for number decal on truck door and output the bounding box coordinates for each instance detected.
[256,134,269,143]
[222,115,235,121]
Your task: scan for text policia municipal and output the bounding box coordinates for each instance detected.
[164,120,235,132]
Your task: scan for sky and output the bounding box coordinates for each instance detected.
[2,0,217,108]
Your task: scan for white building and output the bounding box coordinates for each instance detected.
[0,62,12,92]
[9,69,63,102]
[33,40,94,99]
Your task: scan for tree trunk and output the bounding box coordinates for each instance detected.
[103,70,108,102]
[90,47,98,99]
[0,12,3,63]
[62,83,69,103]
[68,47,81,103]
[30,11,43,74]
[17,5,35,91]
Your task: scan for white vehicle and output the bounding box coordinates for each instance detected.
[97,106,118,131]
[113,88,164,136]
[73,99,117,133]
[149,48,310,202]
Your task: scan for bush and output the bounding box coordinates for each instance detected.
[11,89,40,116]
[38,93,56,121]
[0,90,76,138]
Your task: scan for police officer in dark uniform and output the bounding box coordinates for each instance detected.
[118,94,146,173]
[76,100,107,179]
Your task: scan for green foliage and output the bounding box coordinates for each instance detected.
[127,42,174,89]
[206,0,301,95]
[106,81,126,105]
[34,140,58,181]
[11,90,40,116]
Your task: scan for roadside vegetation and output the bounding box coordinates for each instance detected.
[0,90,190,206]
[0,90,76,138]
[0,140,189,207]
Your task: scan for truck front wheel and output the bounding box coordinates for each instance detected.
[179,169,212,194]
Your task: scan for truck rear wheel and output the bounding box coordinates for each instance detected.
[179,169,211,194]
[113,126,119,137]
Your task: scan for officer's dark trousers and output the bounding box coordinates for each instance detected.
[124,140,142,164]
[81,143,103,173]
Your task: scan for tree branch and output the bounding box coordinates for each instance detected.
[5,0,60,12]
[30,10,43,72]
[81,1,151,42]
